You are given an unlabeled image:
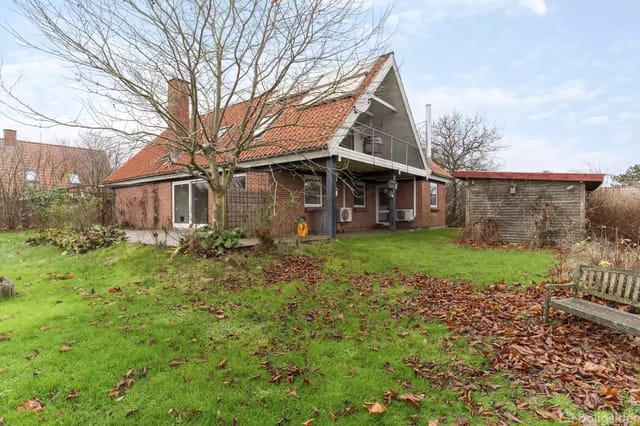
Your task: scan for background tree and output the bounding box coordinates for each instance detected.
[3,0,388,226]
[615,164,640,186]
[431,110,505,225]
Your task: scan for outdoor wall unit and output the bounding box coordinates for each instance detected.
[337,207,353,222]
[395,209,414,222]
[363,136,382,155]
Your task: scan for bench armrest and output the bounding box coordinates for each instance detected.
[543,282,576,322]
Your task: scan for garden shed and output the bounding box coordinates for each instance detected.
[453,171,605,246]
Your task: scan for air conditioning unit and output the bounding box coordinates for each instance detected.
[337,207,353,223]
[395,209,414,222]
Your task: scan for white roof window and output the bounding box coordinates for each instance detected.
[253,113,280,138]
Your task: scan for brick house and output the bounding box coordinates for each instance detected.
[0,128,111,228]
[103,53,451,236]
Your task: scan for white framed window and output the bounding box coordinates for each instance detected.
[253,113,280,138]
[25,169,38,183]
[304,176,322,207]
[430,182,438,208]
[232,173,246,189]
[172,180,209,228]
[353,182,366,208]
[69,172,81,185]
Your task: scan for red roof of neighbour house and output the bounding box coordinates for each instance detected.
[103,54,394,184]
[453,171,605,190]
[427,160,452,179]
[0,130,108,188]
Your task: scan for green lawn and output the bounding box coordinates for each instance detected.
[0,229,558,425]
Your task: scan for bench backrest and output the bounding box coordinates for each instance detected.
[575,265,640,309]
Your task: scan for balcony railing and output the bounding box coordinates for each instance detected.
[341,121,424,171]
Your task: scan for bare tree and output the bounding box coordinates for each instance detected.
[431,110,505,225]
[3,0,389,226]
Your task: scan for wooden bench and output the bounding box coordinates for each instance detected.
[544,265,640,337]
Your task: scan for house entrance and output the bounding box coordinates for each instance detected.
[172,180,209,228]
[376,185,391,224]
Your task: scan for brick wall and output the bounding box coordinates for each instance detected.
[111,171,446,232]
[113,181,173,229]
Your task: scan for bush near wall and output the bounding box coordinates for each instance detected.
[20,187,108,230]
[587,187,640,243]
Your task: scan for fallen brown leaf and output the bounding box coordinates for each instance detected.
[26,350,39,360]
[65,390,79,400]
[362,402,386,414]
[302,419,314,426]
[17,398,44,412]
[59,345,71,353]
[397,393,425,408]
[108,286,122,294]
[217,359,228,369]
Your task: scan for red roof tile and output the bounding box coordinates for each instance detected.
[104,54,393,184]
[427,160,452,179]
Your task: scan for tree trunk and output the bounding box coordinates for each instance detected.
[213,190,227,229]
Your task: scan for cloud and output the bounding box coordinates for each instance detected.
[581,115,609,126]
[498,134,624,173]
[409,79,594,119]
[411,0,548,21]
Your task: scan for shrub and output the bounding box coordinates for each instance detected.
[25,225,127,254]
[22,187,103,230]
[587,187,640,243]
[176,226,245,257]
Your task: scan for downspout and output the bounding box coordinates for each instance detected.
[413,176,416,221]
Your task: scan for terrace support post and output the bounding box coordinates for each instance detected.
[389,170,397,232]
[325,156,337,239]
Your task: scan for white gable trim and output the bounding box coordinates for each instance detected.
[327,54,431,177]
[389,57,429,174]
[327,55,394,155]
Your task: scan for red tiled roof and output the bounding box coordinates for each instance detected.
[0,137,108,188]
[427,160,452,179]
[104,54,393,184]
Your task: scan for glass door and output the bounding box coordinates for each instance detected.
[173,180,209,228]
[376,185,390,224]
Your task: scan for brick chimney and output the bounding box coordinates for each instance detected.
[3,129,17,146]
[167,79,190,128]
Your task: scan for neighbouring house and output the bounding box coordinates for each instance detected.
[453,171,605,246]
[0,128,111,228]
[103,53,451,236]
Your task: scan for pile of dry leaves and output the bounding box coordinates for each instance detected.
[402,273,640,416]
[263,256,324,286]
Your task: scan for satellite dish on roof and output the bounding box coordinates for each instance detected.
[353,97,371,114]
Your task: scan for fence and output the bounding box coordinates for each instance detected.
[225,189,269,235]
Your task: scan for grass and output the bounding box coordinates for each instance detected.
[0,229,558,425]
[308,228,554,286]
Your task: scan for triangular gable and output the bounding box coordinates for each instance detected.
[327,54,429,173]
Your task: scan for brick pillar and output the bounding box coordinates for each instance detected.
[3,129,17,146]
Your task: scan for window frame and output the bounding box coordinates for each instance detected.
[69,172,81,186]
[25,169,38,183]
[231,173,246,189]
[353,182,366,208]
[172,179,210,228]
[430,182,438,208]
[303,175,322,208]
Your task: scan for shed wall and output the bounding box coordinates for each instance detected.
[465,179,586,245]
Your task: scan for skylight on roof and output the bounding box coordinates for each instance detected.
[253,113,280,138]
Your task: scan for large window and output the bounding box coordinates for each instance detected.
[353,182,366,208]
[173,180,209,227]
[304,176,322,207]
[430,182,438,208]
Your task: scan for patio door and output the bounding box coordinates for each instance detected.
[376,185,391,224]
[173,180,209,228]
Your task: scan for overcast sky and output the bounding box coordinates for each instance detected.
[0,1,638,176]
